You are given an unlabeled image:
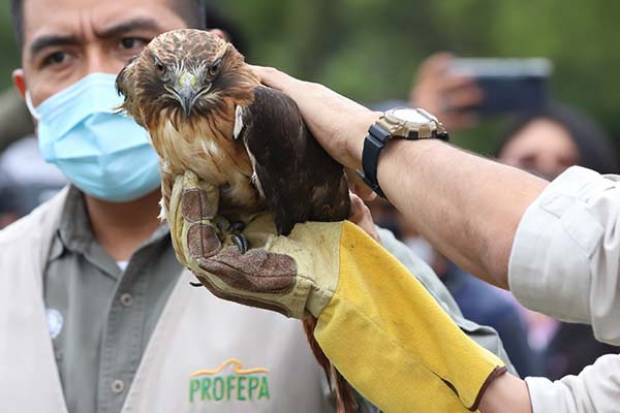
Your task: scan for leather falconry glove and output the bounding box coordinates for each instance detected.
[168,170,507,413]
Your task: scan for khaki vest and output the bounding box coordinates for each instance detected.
[0,190,332,413]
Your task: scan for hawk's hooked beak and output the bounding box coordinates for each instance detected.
[173,72,211,117]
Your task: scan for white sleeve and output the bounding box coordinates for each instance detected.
[508,166,620,345]
[525,354,620,413]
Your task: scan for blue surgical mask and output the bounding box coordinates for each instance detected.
[26,73,161,202]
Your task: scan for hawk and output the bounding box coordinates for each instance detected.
[116,29,350,236]
[116,29,355,411]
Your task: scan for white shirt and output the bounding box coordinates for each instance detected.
[509,166,620,413]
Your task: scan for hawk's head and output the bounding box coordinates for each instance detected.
[117,29,258,129]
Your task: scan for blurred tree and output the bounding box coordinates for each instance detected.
[217,0,620,153]
[0,3,20,91]
[0,0,619,154]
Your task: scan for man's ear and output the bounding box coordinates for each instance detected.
[12,69,26,98]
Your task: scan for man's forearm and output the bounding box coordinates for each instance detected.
[253,66,548,287]
[320,109,547,288]
[376,139,547,287]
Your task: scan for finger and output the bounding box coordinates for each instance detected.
[443,85,484,111]
[346,169,378,202]
[194,248,295,317]
[197,248,296,296]
[249,65,297,90]
[417,52,455,81]
[437,75,479,93]
[414,81,481,124]
[186,222,222,259]
[348,193,365,221]
[352,182,377,202]
[348,193,380,241]
[444,112,480,130]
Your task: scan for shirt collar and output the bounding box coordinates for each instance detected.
[48,185,171,264]
[56,186,93,255]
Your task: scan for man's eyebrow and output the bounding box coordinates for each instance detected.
[30,35,81,57]
[95,17,163,39]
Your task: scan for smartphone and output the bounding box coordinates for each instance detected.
[450,58,552,115]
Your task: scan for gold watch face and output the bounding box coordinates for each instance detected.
[388,108,436,125]
[381,108,442,139]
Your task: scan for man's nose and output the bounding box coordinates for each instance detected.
[84,46,126,77]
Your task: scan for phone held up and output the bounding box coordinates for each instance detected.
[450,58,553,116]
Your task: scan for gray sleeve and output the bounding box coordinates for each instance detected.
[509,166,620,345]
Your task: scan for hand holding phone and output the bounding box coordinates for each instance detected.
[410,53,484,131]
[449,58,553,115]
[411,54,554,132]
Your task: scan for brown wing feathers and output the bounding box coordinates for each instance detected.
[242,86,351,235]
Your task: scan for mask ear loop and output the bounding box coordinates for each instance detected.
[25,91,40,121]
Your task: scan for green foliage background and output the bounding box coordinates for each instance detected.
[1,0,619,154]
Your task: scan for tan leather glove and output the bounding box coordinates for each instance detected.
[168,170,507,413]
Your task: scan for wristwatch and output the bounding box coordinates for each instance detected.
[360,108,449,198]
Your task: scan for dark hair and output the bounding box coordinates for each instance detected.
[495,103,620,174]
[10,0,206,47]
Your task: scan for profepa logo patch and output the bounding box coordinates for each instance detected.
[189,358,271,403]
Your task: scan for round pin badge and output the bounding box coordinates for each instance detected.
[46,308,64,339]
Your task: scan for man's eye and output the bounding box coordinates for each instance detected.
[119,37,148,51]
[42,51,68,67]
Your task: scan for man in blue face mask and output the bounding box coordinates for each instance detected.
[0,1,515,412]
[1,1,348,412]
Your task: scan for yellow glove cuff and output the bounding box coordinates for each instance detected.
[314,221,506,412]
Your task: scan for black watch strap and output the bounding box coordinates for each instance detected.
[360,123,392,198]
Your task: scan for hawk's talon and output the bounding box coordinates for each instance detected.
[189,281,203,287]
[233,233,249,254]
[230,221,246,232]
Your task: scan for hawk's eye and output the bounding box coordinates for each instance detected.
[208,61,221,77]
[154,59,165,73]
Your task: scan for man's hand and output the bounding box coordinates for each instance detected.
[251,65,380,172]
[169,170,508,413]
[348,193,379,241]
[169,171,380,318]
[410,53,482,131]
[168,170,309,318]
[253,65,547,288]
